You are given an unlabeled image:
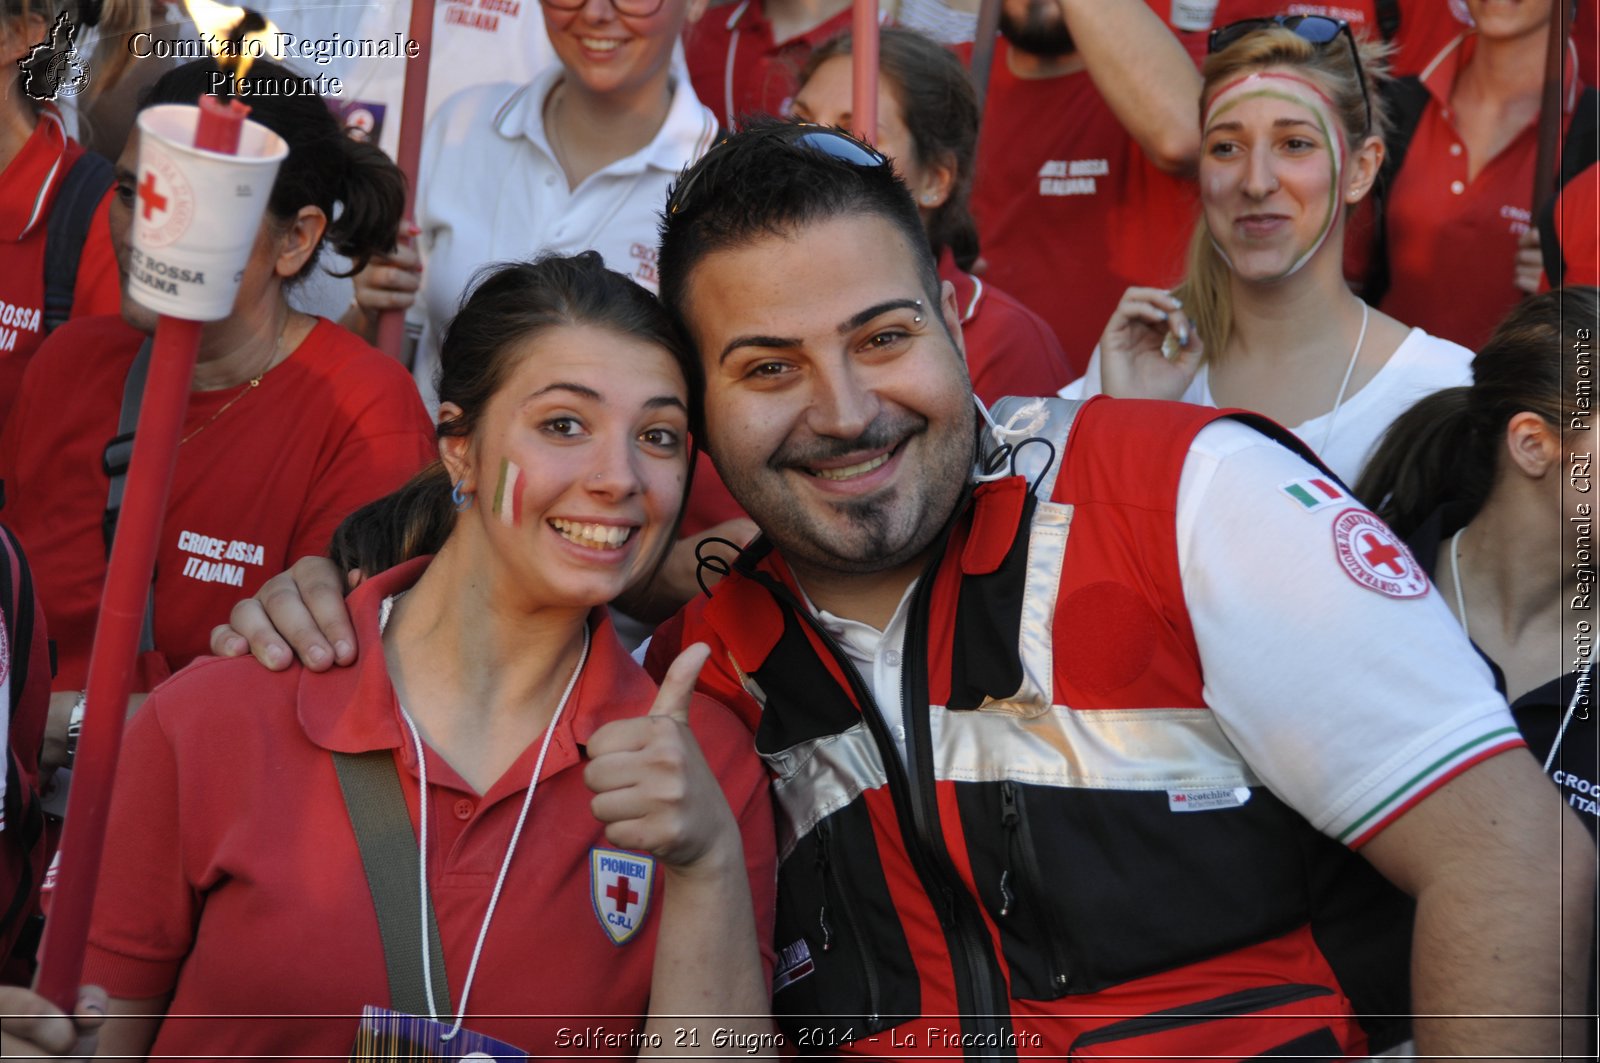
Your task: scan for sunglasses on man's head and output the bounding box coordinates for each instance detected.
[1207,14,1371,135]
[667,124,890,217]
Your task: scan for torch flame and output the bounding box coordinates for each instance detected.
[183,0,283,84]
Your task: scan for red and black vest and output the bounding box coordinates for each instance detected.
[667,396,1414,1059]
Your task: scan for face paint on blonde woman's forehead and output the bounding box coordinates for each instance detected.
[1203,71,1346,281]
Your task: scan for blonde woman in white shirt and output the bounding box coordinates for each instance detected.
[1062,16,1471,484]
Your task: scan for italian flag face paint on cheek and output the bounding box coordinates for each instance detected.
[492,458,525,528]
[1203,71,1346,281]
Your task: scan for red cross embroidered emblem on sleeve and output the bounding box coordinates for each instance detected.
[590,847,656,946]
[1331,508,1430,599]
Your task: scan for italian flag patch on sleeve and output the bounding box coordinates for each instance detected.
[1279,477,1344,512]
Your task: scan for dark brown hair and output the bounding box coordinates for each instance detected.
[331,252,698,578]
[1355,286,1596,538]
[801,27,982,271]
[659,116,941,347]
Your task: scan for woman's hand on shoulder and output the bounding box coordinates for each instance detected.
[208,556,359,672]
[0,985,107,1059]
[1098,286,1204,401]
[584,644,742,876]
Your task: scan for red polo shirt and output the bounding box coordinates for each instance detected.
[1380,33,1582,350]
[0,315,435,692]
[939,250,1074,401]
[81,558,777,1058]
[0,110,118,429]
[968,44,1199,376]
[684,0,857,125]
[1204,0,1470,77]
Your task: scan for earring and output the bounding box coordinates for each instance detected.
[451,478,472,512]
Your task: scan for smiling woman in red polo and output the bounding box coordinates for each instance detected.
[78,251,775,1059]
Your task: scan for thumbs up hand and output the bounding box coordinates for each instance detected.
[584,644,739,873]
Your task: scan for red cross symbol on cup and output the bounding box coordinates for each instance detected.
[137,171,168,221]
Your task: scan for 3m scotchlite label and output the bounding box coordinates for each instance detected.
[1168,787,1253,812]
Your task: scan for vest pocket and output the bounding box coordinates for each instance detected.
[995,780,1074,998]
[770,805,920,1044]
[962,778,1317,996]
[1065,984,1343,1060]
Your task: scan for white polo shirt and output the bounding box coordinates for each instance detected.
[411,67,718,409]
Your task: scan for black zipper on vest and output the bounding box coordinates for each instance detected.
[750,541,1015,1057]
[1066,983,1335,1056]
[900,564,1015,1057]
[814,815,882,1022]
[999,780,1071,991]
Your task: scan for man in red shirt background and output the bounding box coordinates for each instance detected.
[966,0,1201,375]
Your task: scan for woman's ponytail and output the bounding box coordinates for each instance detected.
[328,460,456,581]
[325,134,407,275]
[1356,287,1590,537]
[1354,387,1487,539]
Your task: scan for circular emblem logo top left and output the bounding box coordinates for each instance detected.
[19,12,90,102]
[46,49,90,98]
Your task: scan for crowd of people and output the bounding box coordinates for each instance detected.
[0,0,1595,1058]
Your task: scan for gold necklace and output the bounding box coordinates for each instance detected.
[179,375,263,447]
[180,318,288,447]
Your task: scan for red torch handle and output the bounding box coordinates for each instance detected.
[33,320,203,1010]
[195,95,248,153]
[34,94,248,1012]
[376,0,436,361]
[851,0,879,143]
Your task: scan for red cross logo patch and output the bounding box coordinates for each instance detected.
[134,142,194,250]
[1331,508,1429,599]
[590,847,655,946]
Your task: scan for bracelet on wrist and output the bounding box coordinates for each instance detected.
[64,692,87,770]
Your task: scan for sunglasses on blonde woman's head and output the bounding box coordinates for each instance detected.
[1207,15,1372,135]
[666,123,889,217]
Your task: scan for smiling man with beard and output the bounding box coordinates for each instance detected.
[217,121,1593,1059]
[965,0,1203,375]
[644,120,1590,1059]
